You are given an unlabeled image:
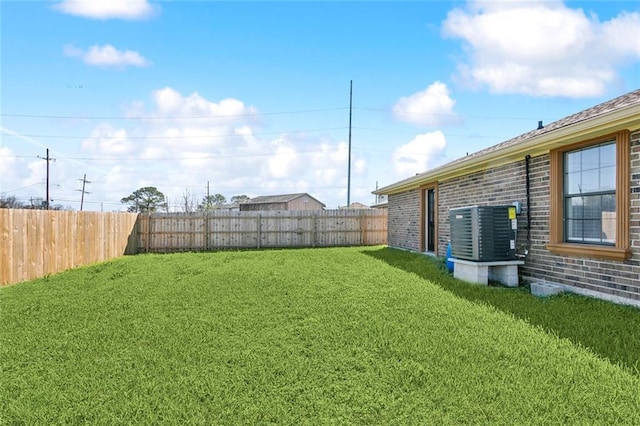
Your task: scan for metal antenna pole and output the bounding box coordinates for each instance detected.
[347,80,353,207]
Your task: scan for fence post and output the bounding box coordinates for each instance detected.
[139,214,145,252]
[147,213,152,253]
[312,211,317,248]
[204,210,209,251]
[257,213,261,249]
[359,210,364,245]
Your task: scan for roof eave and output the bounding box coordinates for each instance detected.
[374,103,640,195]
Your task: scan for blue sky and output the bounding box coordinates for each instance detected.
[2,0,639,211]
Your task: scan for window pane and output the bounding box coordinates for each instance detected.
[602,211,616,243]
[582,195,602,219]
[565,151,582,174]
[581,146,599,171]
[600,166,616,191]
[600,143,616,167]
[582,219,602,242]
[565,196,583,219]
[581,168,599,193]
[565,171,581,194]
[565,219,581,242]
[602,193,616,211]
[566,194,616,244]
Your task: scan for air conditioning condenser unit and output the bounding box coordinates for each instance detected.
[449,205,517,262]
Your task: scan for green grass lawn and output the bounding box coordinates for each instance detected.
[366,247,640,374]
[2,247,640,424]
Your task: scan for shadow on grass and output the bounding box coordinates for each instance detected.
[362,247,640,375]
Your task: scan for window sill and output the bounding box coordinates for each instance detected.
[545,243,630,261]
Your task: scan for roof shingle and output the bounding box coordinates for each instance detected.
[381,89,640,191]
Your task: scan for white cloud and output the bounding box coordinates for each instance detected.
[392,131,447,178]
[81,125,135,156]
[442,1,640,97]
[0,147,21,195]
[150,87,257,123]
[0,147,17,174]
[64,44,151,68]
[2,89,372,211]
[601,12,640,57]
[0,143,51,203]
[69,88,366,210]
[310,142,351,187]
[393,82,460,127]
[54,0,157,20]
[267,141,298,179]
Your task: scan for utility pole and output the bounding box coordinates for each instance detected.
[76,174,91,211]
[347,80,353,208]
[38,148,56,209]
[206,181,211,211]
[205,181,211,250]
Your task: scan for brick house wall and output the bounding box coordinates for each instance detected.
[388,189,420,251]
[436,161,529,257]
[631,131,640,257]
[521,131,640,301]
[386,130,640,302]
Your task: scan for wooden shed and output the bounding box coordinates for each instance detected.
[239,193,326,211]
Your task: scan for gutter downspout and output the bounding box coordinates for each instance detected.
[525,155,532,254]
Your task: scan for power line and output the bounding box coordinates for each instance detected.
[0,182,45,194]
[352,126,513,139]
[0,125,524,146]
[0,154,35,158]
[0,126,348,140]
[0,144,445,163]
[1,126,110,176]
[42,184,373,207]
[352,106,551,121]
[1,107,348,120]
[2,106,555,122]
[52,198,121,206]
[21,147,351,162]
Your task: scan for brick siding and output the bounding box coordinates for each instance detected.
[521,131,640,301]
[387,130,640,302]
[388,189,420,251]
[437,161,528,256]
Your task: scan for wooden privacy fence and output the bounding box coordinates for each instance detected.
[1,209,387,286]
[137,209,388,252]
[0,209,138,286]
